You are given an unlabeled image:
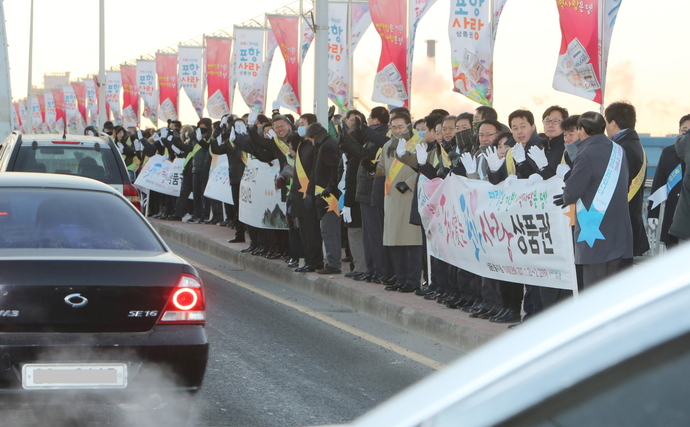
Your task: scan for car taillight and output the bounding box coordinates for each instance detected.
[124,184,141,212]
[158,273,206,324]
[51,140,81,144]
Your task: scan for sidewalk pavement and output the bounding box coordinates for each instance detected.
[151,219,509,353]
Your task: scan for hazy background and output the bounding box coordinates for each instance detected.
[4,0,688,135]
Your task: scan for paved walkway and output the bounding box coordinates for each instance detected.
[151,219,509,353]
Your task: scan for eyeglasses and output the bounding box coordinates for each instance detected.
[543,119,562,125]
[478,132,497,138]
[390,124,407,131]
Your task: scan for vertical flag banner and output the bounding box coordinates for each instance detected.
[52,89,66,134]
[328,2,349,110]
[137,60,158,125]
[268,15,301,113]
[63,85,81,133]
[19,100,29,133]
[178,45,205,118]
[553,0,601,102]
[11,102,21,132]
[84,78,99,127]
[370,0,409,107]
[234,27,266,113]
[449,0,502,106]
[408,0,437,93]
[121,65,139,128]
[552,0,621,104]
[265,29,279,81]
[106,71,123,126]
[37,95,47,133]
[156,53,178,122]
[30,97,42,133]
[351,2,372,47]
[205,37,232,119]
[71,82,87,124]
[44,92,56,133]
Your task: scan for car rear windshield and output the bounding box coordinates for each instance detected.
[0,188,163,251]
[14,144,124,185]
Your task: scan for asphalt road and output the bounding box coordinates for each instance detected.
[4,240,463,427]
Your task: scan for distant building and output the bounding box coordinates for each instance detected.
[43,72,70,90]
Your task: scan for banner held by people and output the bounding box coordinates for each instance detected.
[421,174,578,291]
[239,157,288,230]
[203,155,234,205]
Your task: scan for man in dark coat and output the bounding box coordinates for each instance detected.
[605,101,650,261]
[556,112,633,288]
[307,122,342,274]
[669,126,690,242]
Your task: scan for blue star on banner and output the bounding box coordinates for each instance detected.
[577,207,606,248]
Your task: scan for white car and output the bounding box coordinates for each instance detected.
[349,244,690,427]
[0,132,140,210]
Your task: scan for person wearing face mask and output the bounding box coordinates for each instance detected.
[454,112,476,155]
[171,118,212,223]
[372,113,424,293]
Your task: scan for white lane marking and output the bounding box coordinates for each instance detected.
[186,259,446,371]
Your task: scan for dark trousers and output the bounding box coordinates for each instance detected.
[389,245,423,287]
[523,285,543,315]
[298,216,323,268]
[175,168,193,217]
[499,281,524,312]
[583,257,622,289]
[231,183,246,237]
[287,221,303,260]
[456,268,479,302]
[430,258,451,293]
[192,173,204,219]
[360,203,386,277]
[481,277,502,308]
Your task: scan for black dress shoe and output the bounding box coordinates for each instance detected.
[461,301,484,313]
[478,307,502,319]
[287,259,299,268]
[384,283,402,291]
[205,218,220,225]
[218,220,230,227]
[166,215,182,221]
[438,294,457,304]
[265,252,281,260]
[152,212,163,219]
[353,273,372,282]
[415,288,435,296]
[228,236,246,244]
[489,308,508,321]
[490,309,521,324]
[445,297,465,309]
[469,306,490,318]
[344,270,363,278]
[382,275,397,286]
[397,284,419,293]
[240,245,256,253]
[316,266,341,275]
[423,292,445,301]
[369,276,384,284]
[295,265,318,273]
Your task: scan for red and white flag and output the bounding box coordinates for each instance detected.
[71,82,88,124]
[234,27,267,113]
[84,78,99,127]
[121,65,139,128]
[205,37,232,119]
[369,0,408,107]
[268,15,301,113]
[52,89,66,134]
[156,53,178,122]
[106,71,123,125]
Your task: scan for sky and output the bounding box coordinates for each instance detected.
[3,0,689,136]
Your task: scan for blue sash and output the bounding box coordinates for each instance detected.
[648,163,683,210]
[576,142,624,247]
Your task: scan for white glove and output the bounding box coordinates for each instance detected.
[396,139,407,158]
[217,135,223,145]
[116,142,124,154]
[234,121,247,135]
[136,130,144,141]
[415,142,428,165]
[460,152,477,174]
[248,111,258,125]
[528,146,549,170]
[160,127,168,138]
[648,218,659,230]
[229,127,236,142]
[556,164,571,179]
[87,130,95,136]
[504,174,518,188]
[153,133,161,142]
[134,139,143,152]
[221,115,228,128]
[195,128,203,141]
[267,129,277,139]
[527,173,544,186]
[341,206,352,223]
[512,142,526,163]
[484,146,505,172]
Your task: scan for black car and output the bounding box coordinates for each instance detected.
[0,173,208,415]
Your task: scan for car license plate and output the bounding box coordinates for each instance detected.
[22,363,127,389]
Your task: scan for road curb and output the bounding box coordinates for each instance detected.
[153,221,497,352]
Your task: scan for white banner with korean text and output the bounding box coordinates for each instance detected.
[134,155,184,197]
[203,155,234,205]
[238,157,288,230]
[178,45,205,118]
[420,175,577,290]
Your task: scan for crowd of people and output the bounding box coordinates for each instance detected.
[100,101,690,327]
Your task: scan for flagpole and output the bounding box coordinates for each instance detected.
[299,0,304,113]
[26,0,34,133]
[490,0,495,107]
[263,15,270,115]
[407,0,413,112]
[347,0,354,111]
[314,0,329,124]
[98,0,107,128]
[598,0,606,116]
